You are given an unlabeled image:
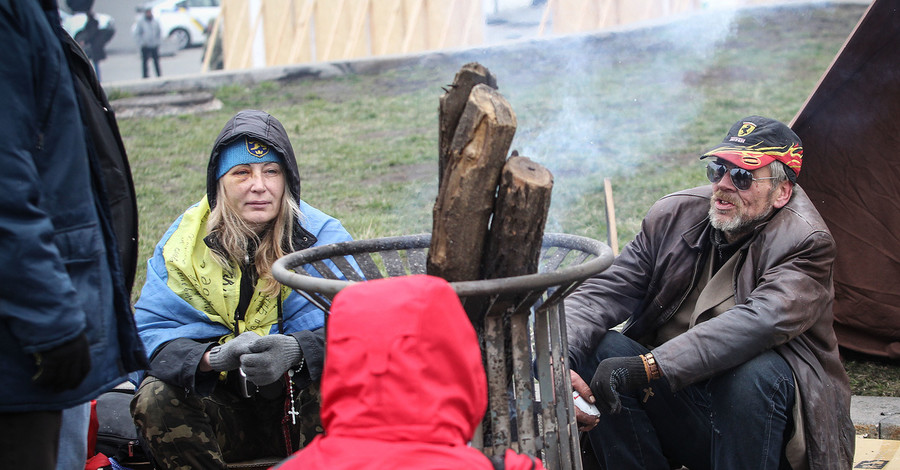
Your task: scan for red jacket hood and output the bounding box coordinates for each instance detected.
[277,275,545,470]
[322,274,486,443]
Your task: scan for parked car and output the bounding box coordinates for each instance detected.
[136,0,220,50]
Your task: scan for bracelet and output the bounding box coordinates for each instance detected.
[639,355,651,382]
[643,352,662,380]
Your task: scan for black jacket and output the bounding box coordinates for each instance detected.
[64,26,139,293]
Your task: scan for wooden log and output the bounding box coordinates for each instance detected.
[427,83,517,282]
[479,156,551,454]
[438,63,498,189]
[483,156,553,280]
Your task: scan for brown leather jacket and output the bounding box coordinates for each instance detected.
[565,185,854,469]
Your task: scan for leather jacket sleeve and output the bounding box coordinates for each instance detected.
[654,218,836,391]
[564,228,654,372]
[564,191,703,372]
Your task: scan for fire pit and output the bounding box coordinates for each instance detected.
[273,232,614,470]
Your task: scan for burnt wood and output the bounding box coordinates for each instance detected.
[483,155,554,280]
[428,83,517,282]
[438,62,498,188]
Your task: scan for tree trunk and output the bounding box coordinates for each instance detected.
[438,63,498,189]
[483,155,554,280]
[428,83,517,282]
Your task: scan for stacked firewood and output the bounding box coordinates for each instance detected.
[426,62,555,453]
[427,62,554,287]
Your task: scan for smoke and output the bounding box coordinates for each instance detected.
[468,6,739,230]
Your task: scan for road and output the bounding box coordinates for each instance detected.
[98,46,205,84]
[92,0,144,54]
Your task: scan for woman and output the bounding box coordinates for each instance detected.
[131,110,353,469]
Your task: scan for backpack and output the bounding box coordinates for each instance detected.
[91,384,151,468]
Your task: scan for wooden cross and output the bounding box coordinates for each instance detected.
[642,387,655,403]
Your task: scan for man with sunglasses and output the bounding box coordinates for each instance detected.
[564,116,853,469]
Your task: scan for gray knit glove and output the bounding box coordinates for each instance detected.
[240,334,302,386]
[208,332,260,371]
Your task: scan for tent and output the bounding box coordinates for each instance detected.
[791,0,900,358]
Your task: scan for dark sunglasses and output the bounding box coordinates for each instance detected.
[706,161,776,191]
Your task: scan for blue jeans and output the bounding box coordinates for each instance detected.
[56,402,90,470]
[575,332,795,470]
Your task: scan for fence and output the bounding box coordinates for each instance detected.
[545,0,701,34]
[542,0,818,35]
[211,0,484,70]
[207,0,830,71]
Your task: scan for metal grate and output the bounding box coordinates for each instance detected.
[273,233,614,470]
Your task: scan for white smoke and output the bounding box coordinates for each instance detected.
[476,7,739,229]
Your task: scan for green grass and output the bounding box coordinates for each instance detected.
[844,350,900,396]
[113,3,899,395]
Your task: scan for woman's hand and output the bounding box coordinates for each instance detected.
[206,331,261,371]
[241,334,302,386]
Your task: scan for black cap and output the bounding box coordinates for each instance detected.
[701,116,802,181]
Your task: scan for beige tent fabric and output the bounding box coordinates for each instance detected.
[791,0,900,358]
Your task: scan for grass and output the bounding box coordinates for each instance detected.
[112,3,900,395]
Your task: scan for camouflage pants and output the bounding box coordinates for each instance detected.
[131,375,322,470]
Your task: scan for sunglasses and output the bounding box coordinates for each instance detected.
[706,161,776,191]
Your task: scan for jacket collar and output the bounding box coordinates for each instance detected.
[681,202,783,253]
[681,217,712,252]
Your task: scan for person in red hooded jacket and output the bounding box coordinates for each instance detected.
[274,274,543,470]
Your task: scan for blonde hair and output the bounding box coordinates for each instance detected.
[207,179,300,296]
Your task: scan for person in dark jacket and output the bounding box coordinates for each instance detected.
[132,7,161,78]
[67,0,113,81]
[74,11,113,81]
[274,275,545,470]
[0,0,147,468]
[565,116,854,469]
[130,109,355,469]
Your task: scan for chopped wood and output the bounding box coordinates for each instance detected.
[428,83,517,282]
[438,63,498,188]
[483,156,554,280]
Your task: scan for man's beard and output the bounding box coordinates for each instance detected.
[708,191,775,237]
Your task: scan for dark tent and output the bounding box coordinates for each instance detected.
[791,0,900,359]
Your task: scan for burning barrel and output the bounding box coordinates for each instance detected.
[272,232,614,470]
